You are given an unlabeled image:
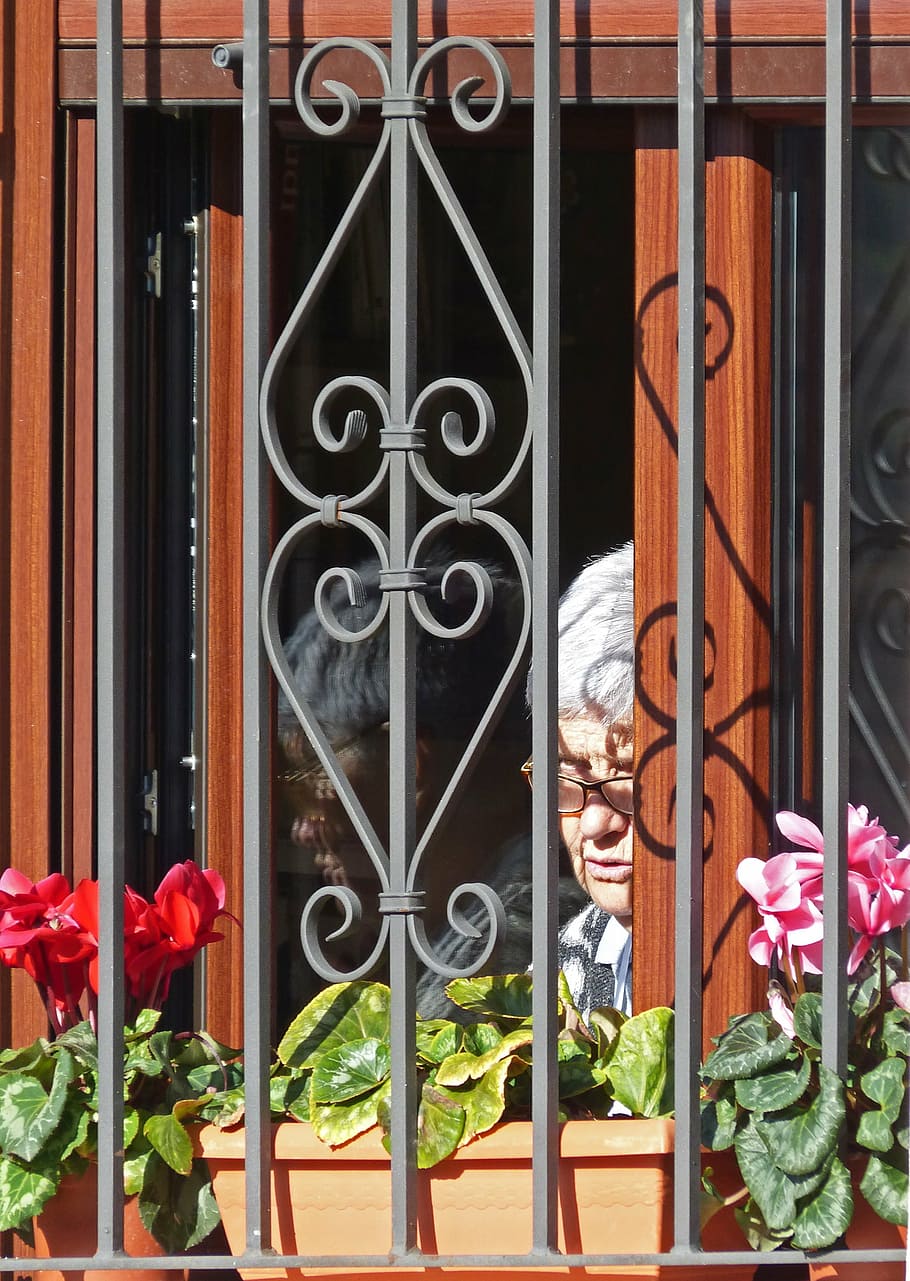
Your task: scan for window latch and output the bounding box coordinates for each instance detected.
[142,769,159,836]
[145,232,162,298]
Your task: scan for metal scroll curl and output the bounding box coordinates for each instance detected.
[852,407,910,531]
[410,38,512,135]
[407,882,507,978]
[301,886,391,982]
[295,39,392,136]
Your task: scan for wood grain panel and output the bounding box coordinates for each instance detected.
[633,108,770,1050]
[58,41,910,107]
[2,0,57,1051]
[61,112,96,887]
[56,0,910,42]
[203,112,246,1048]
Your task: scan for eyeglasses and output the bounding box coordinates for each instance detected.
[520,760,634,816]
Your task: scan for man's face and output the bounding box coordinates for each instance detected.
[557,714,634,927]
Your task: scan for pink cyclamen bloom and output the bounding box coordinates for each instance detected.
[767,982,795,1037]
[741,805,910,979]
[738,849,825,973]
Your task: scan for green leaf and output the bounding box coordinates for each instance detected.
[758,1063,844,1175]
[444,974,533,1020]
[126,1009,162,1038]
[0,1038,55,1078]
[861,1148,910,1225]
[734,1053,810,1113]
[790,1156,853,1250]
[733,1118,797,1232]
[433,1058,511,1142]
[311,1080,390,1146]
[606,1007,674,1117]
[434,1028,533,1088]
[144,1112,193,1176]
[415,1085,465,1168]
[310,1038,390,1104]
[462,1023,506,1056]
[792,992,822,1049]
[701,1089,739,1151]
[860,1058,905,1123]
[0,1155,58,1231]
[734,1201,793,1251]
[587,1006,626,1062]
[123,1132,153,1197]
[54,1022,99,1070]
[702,1012,792,1081]
[138,1154,220,1251]
[123,1107,140,1151]
[558,970,581,1017]
[59,1104,92,1163]
[275,1074,309,1123]
[416,1022,461,1063]
[857,1109,895,1153]
[277,982,391,1068]
[881,1009,910,1057]
[557,1054,608,1100]
[0,1050,76,1162]
[199,1086,245,1128]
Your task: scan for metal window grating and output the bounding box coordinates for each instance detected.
[7,0,905,1272]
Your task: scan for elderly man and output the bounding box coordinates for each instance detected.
[524,541,635,1021]
[422,542,635,1022]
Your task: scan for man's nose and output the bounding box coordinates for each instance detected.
[579,792,631,838]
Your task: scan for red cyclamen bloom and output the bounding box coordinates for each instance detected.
[0,861,230,1030]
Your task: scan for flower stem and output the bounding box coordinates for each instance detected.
[791,949,806,998]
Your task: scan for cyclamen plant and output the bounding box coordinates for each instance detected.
[0,861,230,1032]
[0,861,238,1252]
[701,806,910,1252]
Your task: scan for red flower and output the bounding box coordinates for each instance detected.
[0,871,95,1029]
[0,861,231,1031]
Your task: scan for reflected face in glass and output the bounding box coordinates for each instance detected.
[281,724,392,898]
[556,715,634,927]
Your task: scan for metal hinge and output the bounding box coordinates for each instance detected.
[145,232,162,298]
[142,769,159,836]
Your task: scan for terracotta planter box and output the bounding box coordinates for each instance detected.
[31,1167,183,1281]
[196,1119,753,1280]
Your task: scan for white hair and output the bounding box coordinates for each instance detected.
[556,541,634,725]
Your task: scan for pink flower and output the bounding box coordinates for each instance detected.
[767,981,795,1037]
[739,805,910,983]
[737,849,824,975]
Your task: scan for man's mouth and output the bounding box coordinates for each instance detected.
[584,858,633,883]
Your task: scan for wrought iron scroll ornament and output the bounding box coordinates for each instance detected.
[260,37,532,983]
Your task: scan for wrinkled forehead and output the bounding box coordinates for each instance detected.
[556,714,633,772]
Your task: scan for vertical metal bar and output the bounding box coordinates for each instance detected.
[530,0,560,1255]
[95,0,127,1257]
[821,0,851,1077]
[388,0,419,1254]
[243,0,272,1256]
[674,0,706,1255]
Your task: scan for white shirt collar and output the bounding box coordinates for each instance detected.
[595,915,632,1016]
